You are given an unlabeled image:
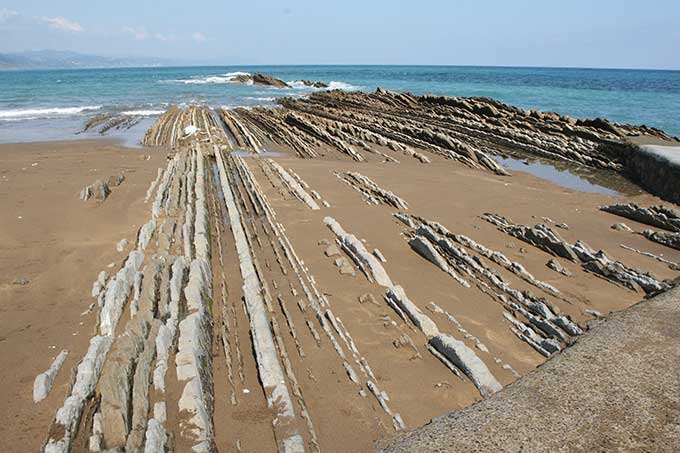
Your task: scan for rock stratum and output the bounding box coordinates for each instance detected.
[34,92,680,452]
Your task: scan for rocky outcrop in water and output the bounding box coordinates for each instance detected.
[298,80,329,88]
[231,73,290,87]
[81,113,141,135]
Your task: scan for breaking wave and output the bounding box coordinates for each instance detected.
[288,80,362,91]
[120,109,166,116]
[0,105,102,121]
[167,71,252,85]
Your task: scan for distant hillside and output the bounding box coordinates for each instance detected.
[0,50,179,70]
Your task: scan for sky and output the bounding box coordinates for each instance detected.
[0,0,679,69]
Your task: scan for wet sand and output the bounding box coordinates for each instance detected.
[1,133,679,451]
[0,140,167,452]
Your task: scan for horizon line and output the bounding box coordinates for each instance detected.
[1,62,679,72]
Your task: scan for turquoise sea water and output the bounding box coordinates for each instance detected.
[0,65,679,144]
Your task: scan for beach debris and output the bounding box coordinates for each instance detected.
[13,278,30,285]
[183,125,198,137]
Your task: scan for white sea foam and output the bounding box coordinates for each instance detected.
[0,105,102,120]
[120,109,165,116]
[244,96,276,102]
[288,80,361,91]
[328,81,361,91]
[169,71,252,85]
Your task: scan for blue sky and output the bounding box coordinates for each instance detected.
[0,0,679,69]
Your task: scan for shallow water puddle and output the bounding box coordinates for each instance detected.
[494,156,623,197]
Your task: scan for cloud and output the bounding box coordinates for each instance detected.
[0,8,19,23]
[39,16,83,32]
[192,32,207,43]
[154,33,170,42]
[122,26,148,40]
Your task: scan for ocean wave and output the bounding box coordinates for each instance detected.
[0,105,102,120]
[288,80,362,91]
[168,71,252,85]
[328,81,361,91]
[244,96,276,102]
[120,109,165,116]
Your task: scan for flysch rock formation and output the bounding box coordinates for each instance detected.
[80,113,142,136]
[324,216,502,398]
[209,88,678,202]
[44,95,680,452]
[600,203,680,232]
[33,350,69,403]
[483,213,670,294]
[232,73,290,88]
[395,213,579,358]
[336,171,409,209]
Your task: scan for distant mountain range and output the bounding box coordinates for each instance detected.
[0,50,181,70]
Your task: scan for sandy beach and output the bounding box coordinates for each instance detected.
[0,140,167,451]
[1,91,679,451]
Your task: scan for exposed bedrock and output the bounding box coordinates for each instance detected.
[429,335,503,398]
[143,105,228,148]
[324,216,501,398]
[600,203,680,233]
[483,213,670,294]
[81,113,141,135]
[337,171,409,209]
[216,150,303,449]
[33,350,69,403]
[396,213,580,358]
[643,229,680,251]
[232,72,290,87]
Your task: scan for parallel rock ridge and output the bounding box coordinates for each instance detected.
[482,213,670,294]
[44,97,679,452]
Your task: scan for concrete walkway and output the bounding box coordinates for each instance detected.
[379,285,680,452]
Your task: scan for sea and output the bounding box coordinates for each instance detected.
[1,65,679,146]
